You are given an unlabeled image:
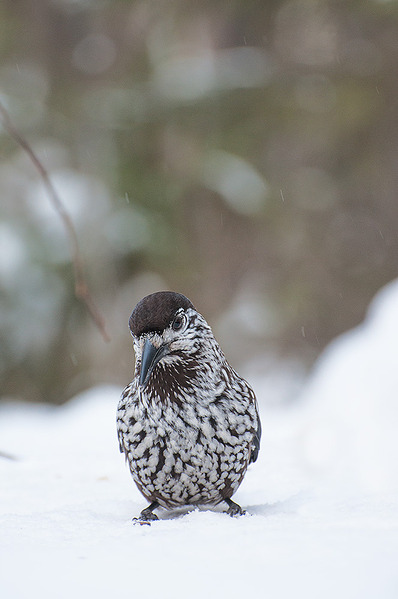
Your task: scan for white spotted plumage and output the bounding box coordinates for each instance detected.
[117,292,261,519]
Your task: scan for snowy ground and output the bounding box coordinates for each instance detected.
[2,281,398,599]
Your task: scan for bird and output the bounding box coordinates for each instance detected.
[117,291,261,523]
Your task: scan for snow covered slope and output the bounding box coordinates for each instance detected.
[1,281,398,599]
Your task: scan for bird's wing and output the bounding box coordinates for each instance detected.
[117,382,135,454]
[117,428,125,454]
[215,378,261,464]
[250,401,261,463]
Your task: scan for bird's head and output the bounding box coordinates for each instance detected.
[129,291,217,401]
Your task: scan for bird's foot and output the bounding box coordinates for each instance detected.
[132,514,158,526]
[224,498,246,517]
[132,501,160,526]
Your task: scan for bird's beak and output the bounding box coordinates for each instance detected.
[140,339,169,387]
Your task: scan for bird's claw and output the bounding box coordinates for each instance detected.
[224,498,246,517]
[133,502,160,525]
[132,517,156,526]
[225,507,246,518]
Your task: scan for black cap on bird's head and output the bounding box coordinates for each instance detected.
[129,291,195,338]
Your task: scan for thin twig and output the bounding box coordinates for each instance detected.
[0,101,110,342]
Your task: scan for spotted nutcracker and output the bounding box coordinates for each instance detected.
[117,291,261,523]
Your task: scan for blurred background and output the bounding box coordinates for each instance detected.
[1,0,398,405]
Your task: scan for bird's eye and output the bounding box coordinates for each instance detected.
[172,313,185,331]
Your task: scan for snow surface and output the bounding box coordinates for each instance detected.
[2,280,398,599]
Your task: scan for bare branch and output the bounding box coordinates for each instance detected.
[0,100,110,342]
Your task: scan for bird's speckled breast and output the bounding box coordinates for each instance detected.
[117,382,256,509]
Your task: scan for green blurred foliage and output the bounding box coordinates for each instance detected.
[1,0,398,403]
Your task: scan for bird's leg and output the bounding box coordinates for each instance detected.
[224,498,246,517]
[133,501,160,525]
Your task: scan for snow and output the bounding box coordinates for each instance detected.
[2,281,398,598]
